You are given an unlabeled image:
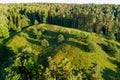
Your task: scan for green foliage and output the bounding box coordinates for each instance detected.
[34,19,39,25]
[86,42,96,52]
[44,57,73,79]
[84,35,92,43]
[20,15,30,27]
[1,3,120,80]
[1,24,120,80]
[57,34,64,43]
[116,31,120,42]
[5,49,43,80]
[67,72,82,80]
[33,28,42,39]
[1,3,120,41]
[88,62,101,80]
[41,39,49,47]
[0,24,9,39]
[33,28,38,36]
[106,42,118,54]
[37,31,42,39]
[16,27,22,32]
[106,32,116,40]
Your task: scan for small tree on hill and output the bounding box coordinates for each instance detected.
[107,42,118,54]
[86,42,96,52]
[37,31,42,39]
[41,39,49,47]
[88,62,100,80]
[34,19,39,25]
[57,34,64,43]
[33,28,38,36]
[0,24,9,39]
[84,35,91,43]
[16,27,22,32]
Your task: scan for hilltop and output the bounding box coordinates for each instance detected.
[0,24,119,79]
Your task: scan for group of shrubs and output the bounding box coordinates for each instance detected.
[105,42,119,57]
[32,28,66,47]
[58,29,96,52]
[4,46,93,80]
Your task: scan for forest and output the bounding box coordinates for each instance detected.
[0,3,120,80]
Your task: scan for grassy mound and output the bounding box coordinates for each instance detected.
[5,24,120,79]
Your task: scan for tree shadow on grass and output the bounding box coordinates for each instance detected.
[43,29,79,40]
[43,30,58,37]
[37,46,60,68]
[67,40,88,52]
[0,45,15,79]
[25,37,41,46]
[102,67,118,80]
[108,58,120,79]
[24,29,36,39]
[98,43,115,57]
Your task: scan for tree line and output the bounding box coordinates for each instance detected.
[0,3,120,41]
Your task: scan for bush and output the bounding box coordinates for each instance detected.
[106,42,118,54]
[33,28,38,36]
[19,33,28,38]
[106,32,116,40]
[16,27,22,32]
[34,19,39,25]
[0,24,9,39]
[5,51,43,80]
[37,31,42,39]
[84,35,91,43]
[86,42,96,52]
[57,34,64,43]
[22,47,32,54]
[41,39,49,47]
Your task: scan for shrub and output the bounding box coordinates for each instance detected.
[45,57,73,80]
[84,35,91,43]
[37,31,42,39]
[19,33,28,38]
[22,47,32,54]
[16,27,22,32]
[5,52,43,80]
[57,34,64,43]
[0,24,9,39]
[33,28,38,36]
[40,27,47,33]
[106,32,116,40]
[41,39,49,47]
[86,42,96,52]
[34,19,39,25]
[106,42,118,54]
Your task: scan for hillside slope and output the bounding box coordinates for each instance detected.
[2,24,120,80]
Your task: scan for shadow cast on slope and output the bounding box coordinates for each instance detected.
[108,58,120,78]
[0,45,15,79]
[67,40,88,52]
[3,25,32,44]
[102,68,118,80]
[25,37,41,46]
[98,43,116,57]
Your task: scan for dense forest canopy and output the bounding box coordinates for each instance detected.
[0,3,120,41]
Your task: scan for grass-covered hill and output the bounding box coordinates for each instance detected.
[1,24,120,80]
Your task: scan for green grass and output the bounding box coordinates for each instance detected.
[5,23,120,79]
